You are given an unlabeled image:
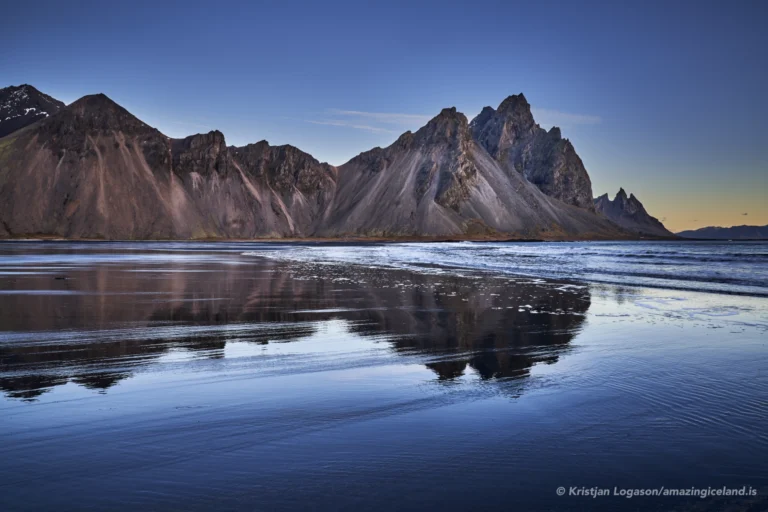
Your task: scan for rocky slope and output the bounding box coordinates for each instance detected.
[470,94,595,211]
[677,224,768,239]
[0,94,337,239]
[594,188,674,237]
[0,84,65,138]
[321,107,621,238]
[0,87,630,240]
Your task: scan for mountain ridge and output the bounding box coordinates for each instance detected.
[0,86,644,240]
[677,224,768,240]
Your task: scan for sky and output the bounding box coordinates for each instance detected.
[1,0,766,232]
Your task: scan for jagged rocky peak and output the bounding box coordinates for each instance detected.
[176,130,227,150]
[606,188,645,215]
[415,107,471,146]
[0,84,66,138]
[231,139,336,194]
[594,188,673,238]
[172,130,230,176]
[232,139,329,167]
[470,106,496,131]
[469,94,537,152]
[496,93,536,131]
[470,93,594,211]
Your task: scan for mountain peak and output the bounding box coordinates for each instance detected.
[469,106,497,131]
[182,130,226,146]
[2,83,37,95]
[595,189,673,237]
[498,93,529,111]
[416,107,470,145]
[495,93,535,132]
[469,93,594,211]
[434,106,462,119]
[70,93,122,111]
[37,92,155,142]
[0,84,66,138]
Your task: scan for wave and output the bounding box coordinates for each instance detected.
[242,240,768,297]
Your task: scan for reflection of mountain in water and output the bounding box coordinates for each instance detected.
[0,258,590,400]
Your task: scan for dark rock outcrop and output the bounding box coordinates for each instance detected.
[0,87,629,240]
[677,224,768,239]
[470,94,595,211]
[594,188,674,237]
[0,84,65,138]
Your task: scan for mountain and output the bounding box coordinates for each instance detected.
[593,188,674,237]
[321,107,621,238]
[0,87,630,240]
[677,225,768,239]
[0,84,65,138]
[470,94,595,211]
[0,94,336,239]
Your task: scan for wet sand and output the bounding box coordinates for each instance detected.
[1,242,767,511]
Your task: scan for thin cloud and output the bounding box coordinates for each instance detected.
[328,109,432,125]
[531,108,602,127]
[306,120,397,134]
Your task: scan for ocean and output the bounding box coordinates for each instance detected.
[1,241,766,511]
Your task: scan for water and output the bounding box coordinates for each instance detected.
[244,240,768,297]
[1,241,767,511]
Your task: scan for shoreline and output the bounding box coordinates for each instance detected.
[0,234,680,243]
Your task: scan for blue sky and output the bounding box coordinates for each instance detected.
[2,0,766,231]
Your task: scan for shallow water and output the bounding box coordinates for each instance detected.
[245,240,768,296]
[1,241,767,511]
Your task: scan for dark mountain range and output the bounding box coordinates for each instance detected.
[677,224,768,239]
[0,94,335,239]
[0,86,634,240]
[0,84,65,138]
[594,188,674,238]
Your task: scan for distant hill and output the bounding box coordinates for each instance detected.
[677,225,768,239]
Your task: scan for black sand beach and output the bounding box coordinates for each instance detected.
[1,241,767,511]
